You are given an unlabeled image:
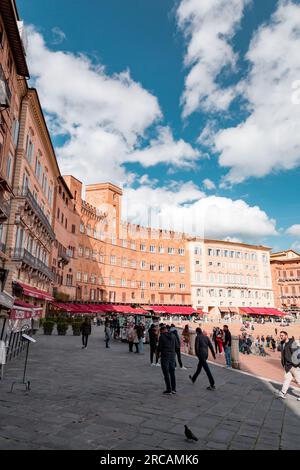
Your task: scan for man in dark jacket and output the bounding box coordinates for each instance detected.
[80,317,91,349]
[277,331,300,400]
[169,324,186,369]
[148,324,159,366]
[223,325,232,368]
[157,325,177,395]
[189,328,216,390]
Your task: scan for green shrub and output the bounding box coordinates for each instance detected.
[57,322,69,335]
[43,321,55,335]
[72,322,81,336]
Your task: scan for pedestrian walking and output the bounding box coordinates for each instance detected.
[127,323,135,352]
[148,324,160,366]
[104,321,111,348]
[189,328,216,390]
[277,331,300,400]
[182,325,190,354]
[216,328,224,354]
[157,324,177,395]
[136,322,145,354]
[133,325,139,353]
[223,325,232,368]
[80,317,91,349]
[170,324,186,370]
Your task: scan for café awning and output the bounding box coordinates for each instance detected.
[15,282,54,301]
[239,307,286,317]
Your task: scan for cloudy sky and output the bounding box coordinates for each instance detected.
[18,0,300,250]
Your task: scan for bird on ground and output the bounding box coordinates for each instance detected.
[184,425,198,442]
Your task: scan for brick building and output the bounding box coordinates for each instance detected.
[270,250,300,314]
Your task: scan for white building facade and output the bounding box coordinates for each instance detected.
[188,239,274,315]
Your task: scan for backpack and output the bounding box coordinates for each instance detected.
[291,341,300,367]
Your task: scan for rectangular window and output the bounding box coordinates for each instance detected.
[72,225,76,234]
[83,273,88,283]
[159,246,164,254]
[140,244,146,252]
[76,272,82,281]
[178,248,185,255]
[168,247,175,254]
[179,265,185,273]
[6,154,13,182]
[150,245,155,253]
[110,256,116,265]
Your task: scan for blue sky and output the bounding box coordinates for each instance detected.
[17,0,300,251]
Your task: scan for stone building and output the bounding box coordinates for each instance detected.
[188,239,274,315]
[270,250,300,314]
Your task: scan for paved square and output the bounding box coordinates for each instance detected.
[0,327,299,450]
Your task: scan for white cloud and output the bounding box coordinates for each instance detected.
[123,181,277,241]
[51,27,66,45]
[203,178,216,190]
[26,27,199,184]
[126,126,200,168]
[210,0,300,184]
[286,224,300,237]
[291,242,300,253]
[177,0,249,117]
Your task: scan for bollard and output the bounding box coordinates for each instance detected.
[231,335,240,369]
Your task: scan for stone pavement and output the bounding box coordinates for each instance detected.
[0,327,299,450]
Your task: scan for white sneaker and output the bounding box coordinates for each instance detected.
[151,363,155,367]
[180,366,187,370]
[297,397,300,401]
[156,363,161,367]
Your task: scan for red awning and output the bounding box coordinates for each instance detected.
[50,303,148,315]
[10,300,43,320]
[17,282,54,301]
[239,307,285,317]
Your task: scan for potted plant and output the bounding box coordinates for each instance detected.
[72,321,81,336]
[43,320,55,335]
[57,321,69,336]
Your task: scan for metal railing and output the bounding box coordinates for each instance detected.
[12,248,55,281]
[17,187,55,240]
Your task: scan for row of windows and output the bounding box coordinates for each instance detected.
[24,133,54,207]
[206,261,259,271]
[207,248,262,261]
[279,270,300,279]
[76,272,186,290]
[280,286,300,294]
[196,288,272,299]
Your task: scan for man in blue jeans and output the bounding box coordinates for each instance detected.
[223,325,232,368]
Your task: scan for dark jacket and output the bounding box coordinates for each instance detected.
[195,333,216,360]
[223,330,232,347]
[169,327,181,350]
[148,326,158,346]
[157,332,176,356]
[281,339,299,372]
[80,321,91,335]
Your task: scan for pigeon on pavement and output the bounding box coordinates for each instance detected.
[184,425,198,442]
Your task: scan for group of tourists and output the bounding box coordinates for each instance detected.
[79,315,300,402]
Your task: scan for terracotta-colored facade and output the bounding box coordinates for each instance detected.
[54,178,191,306]
[0,0,29,269]
[270,250,300,313]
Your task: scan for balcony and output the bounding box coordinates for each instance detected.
[12,248,55,282]
[0,191,11,221]
[17,187,55,240]
[58,246,70,265]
